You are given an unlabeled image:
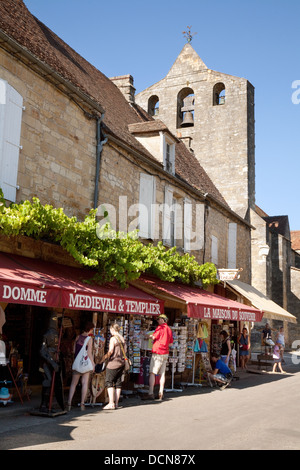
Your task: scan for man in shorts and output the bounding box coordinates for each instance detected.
[142,314,173,401]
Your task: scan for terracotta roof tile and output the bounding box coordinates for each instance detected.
[0,0,158,162]
[128,120,171,135]
[175,141,229,206]
[291,231,300,250]
[255,205,269,218]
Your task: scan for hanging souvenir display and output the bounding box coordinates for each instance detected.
[177,326,188,373]
[185,319,196,369]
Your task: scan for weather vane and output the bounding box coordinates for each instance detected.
[182,26,197,43]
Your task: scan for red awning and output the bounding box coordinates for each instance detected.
[133,276,263,322]
[0,252,163,315]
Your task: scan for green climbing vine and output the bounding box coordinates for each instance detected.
[0,189,218,288]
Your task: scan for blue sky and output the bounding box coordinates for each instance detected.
[24,0,300,231]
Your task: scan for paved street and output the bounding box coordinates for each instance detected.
[1,355,300,452]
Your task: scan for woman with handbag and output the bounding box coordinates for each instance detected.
[238,327,250,370]
[101,323,127,410]
[67,321,95,411]
[220,330,231,366]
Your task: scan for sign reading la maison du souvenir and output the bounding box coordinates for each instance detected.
[201,306,260,322]
[187,303,262,322]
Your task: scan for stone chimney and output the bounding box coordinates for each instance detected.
[110,74,135,104]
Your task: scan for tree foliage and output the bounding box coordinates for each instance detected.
[0,190,218,288]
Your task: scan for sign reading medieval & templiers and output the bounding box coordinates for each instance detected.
[63,291,162,315]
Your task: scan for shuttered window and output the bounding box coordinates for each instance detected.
[162,186,173,246]
[0,80,23,202]
[184,198,192,252]
[139,173,156,239]
[211,235,218,266]
[162,134,175,175]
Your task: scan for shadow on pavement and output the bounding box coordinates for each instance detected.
[1,362,299,449]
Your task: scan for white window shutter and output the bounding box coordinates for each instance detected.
[211,235,218,266]
[169,142,175,175]
[162,133,175,175]
[184,198,192,252]
[228,222,237,268]
[163,186,173,245]
[139,173,156,238]
[0,80,23,202]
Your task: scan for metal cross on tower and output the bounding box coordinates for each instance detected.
[182,26,197,43]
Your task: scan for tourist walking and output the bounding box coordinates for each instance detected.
[272,342,285,373]
[220,330,231,365]
[238,327,250,369]
[142,314,173,401]
[275,326,285,362]
[101,323,126,410]
[67,321,95,411]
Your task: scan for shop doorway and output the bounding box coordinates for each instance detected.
[2,304,49,385]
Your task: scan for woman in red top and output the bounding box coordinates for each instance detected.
[143,314,173,401]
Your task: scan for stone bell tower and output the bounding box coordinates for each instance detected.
[135,43,255,220]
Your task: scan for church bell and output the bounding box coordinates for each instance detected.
[181,111,194,127]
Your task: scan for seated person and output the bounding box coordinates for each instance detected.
[208,353,233,389]
[261,323,275,352]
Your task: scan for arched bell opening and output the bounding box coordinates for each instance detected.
[148,95,160,116]
[213,83,225,106]
[177,87,195,128]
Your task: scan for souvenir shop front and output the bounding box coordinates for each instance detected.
[0,252,164,403]
[131,276,264,385]
[0,252,264,405]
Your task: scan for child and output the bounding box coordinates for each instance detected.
[272,342,285,373]
[275,326,285,362]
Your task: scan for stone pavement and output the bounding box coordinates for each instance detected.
[1,351,299,426]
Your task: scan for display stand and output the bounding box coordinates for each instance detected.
[183,349,213,388]
[186,341,203,387]
[199,353,213,387]
[0,360,24,404]
[88,371,105,406]
[164,352,183,393]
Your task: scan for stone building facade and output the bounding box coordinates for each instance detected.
[136,41,300,346]
[0,0,252,283]
[136,43,255,221]
[0,0,260,387]
[0,46,97,219]
[290,232,300,332]
[251,208,300,343]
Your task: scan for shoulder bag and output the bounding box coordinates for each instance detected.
[116,336,132,372]
[72,336,94,374]
[95,362,107,373]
